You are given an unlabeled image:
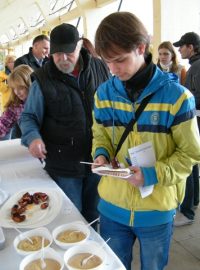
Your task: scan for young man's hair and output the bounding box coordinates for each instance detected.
[32,34,50,45]
[95,11,150,58]
[187,44,200,54]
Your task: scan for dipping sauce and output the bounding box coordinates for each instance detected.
[57,230,86,243]
[24,258,61,270]
[68,253,102,269]
[17,236,50,251]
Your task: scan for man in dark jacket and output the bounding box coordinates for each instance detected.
[13,35,50,139]
[14,34,50,70]
[173,32,200,226]
[19,23,110,226]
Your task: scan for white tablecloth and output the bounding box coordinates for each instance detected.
[0,139,125,270]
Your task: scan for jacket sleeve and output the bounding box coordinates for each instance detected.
[0,105,22,138]
[92,89,114,161]
[92,58,111,89]
[146,90,200,187]
[192,68,200,109]
[185,61,200,109]
[14,56,27,68]
[19,80,44,147]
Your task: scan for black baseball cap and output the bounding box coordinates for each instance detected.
[173,32,200,47]
[50,23,80,54]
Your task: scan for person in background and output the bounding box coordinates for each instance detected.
[0,65,33,139]
[82,37,99,58]
[14,34,50,70]
[173,32,200,226]
[14,35,49,138]
[157,41,186,85]
[92,12,200,270]
[0,55,16,114]
[4,54,16,76]
[0,55,16,140]
[19,23,110,227]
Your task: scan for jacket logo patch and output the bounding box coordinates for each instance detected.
[150,112,159,125]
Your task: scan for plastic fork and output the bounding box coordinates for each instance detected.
[81,238,110,266]
[13,227,33,244]
[69,217,99,236]
[40,237,46,269]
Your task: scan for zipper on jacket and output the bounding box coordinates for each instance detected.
[129,208,134,227]
[71,137,74,146]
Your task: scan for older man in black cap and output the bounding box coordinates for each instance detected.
[173,32,200,226]
[19,23,110,227]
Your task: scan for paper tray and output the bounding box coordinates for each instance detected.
[92,166,132,178]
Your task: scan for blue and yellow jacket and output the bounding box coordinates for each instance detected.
[92,66,200,227]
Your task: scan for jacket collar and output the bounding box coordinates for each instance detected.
[189,53,200,65]
[124,53,155,102]
[111,65,178,103]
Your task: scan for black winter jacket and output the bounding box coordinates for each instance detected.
[34,48,110,177]
[185,53,200,109]
[14,47,49,71]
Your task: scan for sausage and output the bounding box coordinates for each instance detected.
[33,193,40,204]
[11,213,26,223]
[40,202,49,209]
[11,204,19,215]
[11,191,49,223]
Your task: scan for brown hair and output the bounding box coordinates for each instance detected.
[6,65,33,108]
[157,41,179,73]
[32,34,49,45]
[185,43,200,54]
[95,12,150,58]
[82,37,99,58]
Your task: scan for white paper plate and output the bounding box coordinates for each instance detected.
[0,189,9,206]
[92,166,132,178]
[0,188,62,228]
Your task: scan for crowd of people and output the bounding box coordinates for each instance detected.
[0,11,200,270]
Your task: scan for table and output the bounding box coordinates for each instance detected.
[0,139,126,270]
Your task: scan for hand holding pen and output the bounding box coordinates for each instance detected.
[80,155,109,169]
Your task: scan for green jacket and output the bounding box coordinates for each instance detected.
[92,67,200,227]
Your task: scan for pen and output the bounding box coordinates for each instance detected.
[80,161,101,166]
[125,156,132,166]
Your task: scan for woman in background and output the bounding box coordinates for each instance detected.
[0,64,33,138]
[157,41,186,85]
[82,37,99,58]
[0,55,16,114]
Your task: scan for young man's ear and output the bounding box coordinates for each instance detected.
[137,43,146,55]
[188,44,194,52]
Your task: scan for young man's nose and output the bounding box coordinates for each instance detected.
[108,63,118,74]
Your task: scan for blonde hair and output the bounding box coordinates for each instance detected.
[5,55,16,66]
[6,65,33,108]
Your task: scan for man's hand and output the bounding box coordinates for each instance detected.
[127,166,144,187]
[29,139,47,159]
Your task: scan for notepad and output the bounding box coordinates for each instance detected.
[128,141,156,198]
[92,166,132,178]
